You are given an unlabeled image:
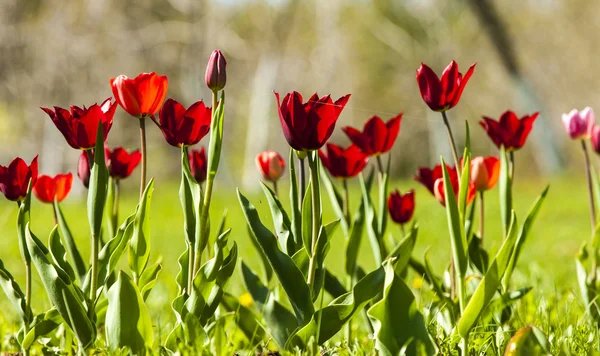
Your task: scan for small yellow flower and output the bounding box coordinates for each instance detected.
[411,277,423,289]
[239,292,253,307]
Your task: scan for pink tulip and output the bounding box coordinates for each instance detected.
[592,125,600,154]
[562,107,595,140]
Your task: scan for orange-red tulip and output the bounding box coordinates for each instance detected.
[110,72,168,118]
[33,173,73,203]
[255,151,285,182]
[470,156,500,191]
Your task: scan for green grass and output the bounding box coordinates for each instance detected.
[0,173,596,353]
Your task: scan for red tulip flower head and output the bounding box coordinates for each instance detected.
[205,50,227,92]
[110,72,168,118]
[189,147,208,184]
[388,189,415,225]
[41,99,116,150]
[106,147,141,180]
[562,107,595,140]
[416,61,476,112]
[470,156,500,192]
[156,98,212,147]
[275,91,351,151]
[255,151,285,182]
[0,156,38,201]
[33,173,73,204]
[319,143,368,179]
[78,151,92,188]
[415,163,475,207]
[342,114,402,156]
[480,111,539,151]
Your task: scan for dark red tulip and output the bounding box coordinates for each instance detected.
[479,111,539,151]
[77,151,91,188]
[41,99,116,150]
[33,173,73,204]
[414,163,475,207]
[319,143,368,178]
[189,147,207,184]
[110,72,168,118]
[0,156,38,202]
[106,147,141,180]
[274,91,351,151]
[156,98,212,147]
[342,114,402,156]
[388,189,415,225]
[205,50,227,92]
[416,61,476,112]
[255,151,285,182]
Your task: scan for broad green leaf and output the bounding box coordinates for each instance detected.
[422,251,450,302]
[26,225,95,349]
[48,226,76,283]
[0,259,30,324]
[54,202,87,283]
[464,120,471,152]
[576,244,591,309]
[387,224,418,275]
[320,168,348,235]
[21,308,62,350]
[128,178,155,281]
[288,264,386,348]
[221,292,266,345]
[458,151,471,220]
[238,189,314,325]
[138,262,162,301]
[324,270,347,298]
[359,172,383,266]
[261,182,294,255]
[376,154,391,238]
[175,245,190,294]
[368,261,435,356]
[246,225,273,283]
[105,177,116,239]
[97,214,135,288]
[302,181,313,255]
[502,186,549,289]
[209,209,228,256]
[180,147,197,246]
[87,122,109,241]
[206,92,226,178]
[289,149,303,253]
[345,170,374,277]
[106,271,154,353]
[200,242,238,325]
[499,146,513,238]
[441,159,468,279]
[17,186,32,264]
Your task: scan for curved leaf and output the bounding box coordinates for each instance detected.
[87,122,109,241]
[54,202,87,282]
[261,182,294,255]
[129,178,155,281]
[221,292,266,345]
[0,259,30,324]
[289,149,303,253]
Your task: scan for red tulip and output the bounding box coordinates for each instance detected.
[189,147,208,184]
[77,151,91,188]
[470,156,500,191]
[106,147,141,180]
[156,98,212,147]
[388,189,415,225]
[319,143,368,178]
[479,111,539,151]
[0,156,38,202]
[255,151,285,182]
[274,91,351,151]
[110,72,168,118]
[414,163,475,206]
[416,61,476,112]
[205,50,227,92]
[41,99,116,150]
[342,114,402,156]
[33,173,73,204]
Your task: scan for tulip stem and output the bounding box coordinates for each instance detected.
[112,180,120,232]
[399,223,406,237]
[306,151,321,289]
[441,111,461,175]
[479,191,485,247]
[299,158,306,202]
[509,151,516,182]
[273,180,278,197]
[89,232,99,317]
[139,116,147,198]
[582,140,598,281]
[342,179,350,223]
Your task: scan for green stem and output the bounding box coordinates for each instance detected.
[376,155,384,183]
[582,140,598,281]
[187,242,195,293]
[89,231,99,317]
[139,116,147,198]
[273,180,278,197]
[441,111,461,176]
[461,334,469,356]
[306,151,321,288]
[479,191,484,247]
[342,179,350,223]
[299,157,306,202]
[112,179,119,232]
[509,151,515,182]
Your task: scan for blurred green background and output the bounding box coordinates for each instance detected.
[0,0,596,336]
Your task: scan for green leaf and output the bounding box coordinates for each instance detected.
[302,181,313,255]
[21,308,62,350]
[87,122,109,241]
[502,186,549,289]
[386,224,418,275]
[368,261,435,356]
[261,182,295,255]
[465,120,471,152]
[324,270,347,298]
[138,262,162,301]
[48,226,76,283]
[289,149,303,253]
[360,172,383,266]
[499,146,513,238]
[246,225,273,283]
[0,259,30,324]
[576,244,591,309]
[458,151,471,220]
[288,264,386,348]
[220,292,267,345]
[17,185,32,264]
[320,168,348,235]
[175,245,190,294]
[105,271,154,353]
[376,154,391,238]
[345,190,366,277]
[97,214,135,289]
[180,147,198,246]
[238,189,314,325]
[54,202,87,283]
[441,159,468,279]
[210,209,228,255]
[105,177,116,239]
[26,225,95,349]
[128,178,155,281]
[206,92,226,179]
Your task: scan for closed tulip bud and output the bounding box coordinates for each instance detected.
[387,189,415,225]
[592,126,600,154]
[189,147,208,184]
[205,50,227,92]
[256,151,285,182]
[78,151,91,188]
[562,107,595,140]
[470,156,500,192]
